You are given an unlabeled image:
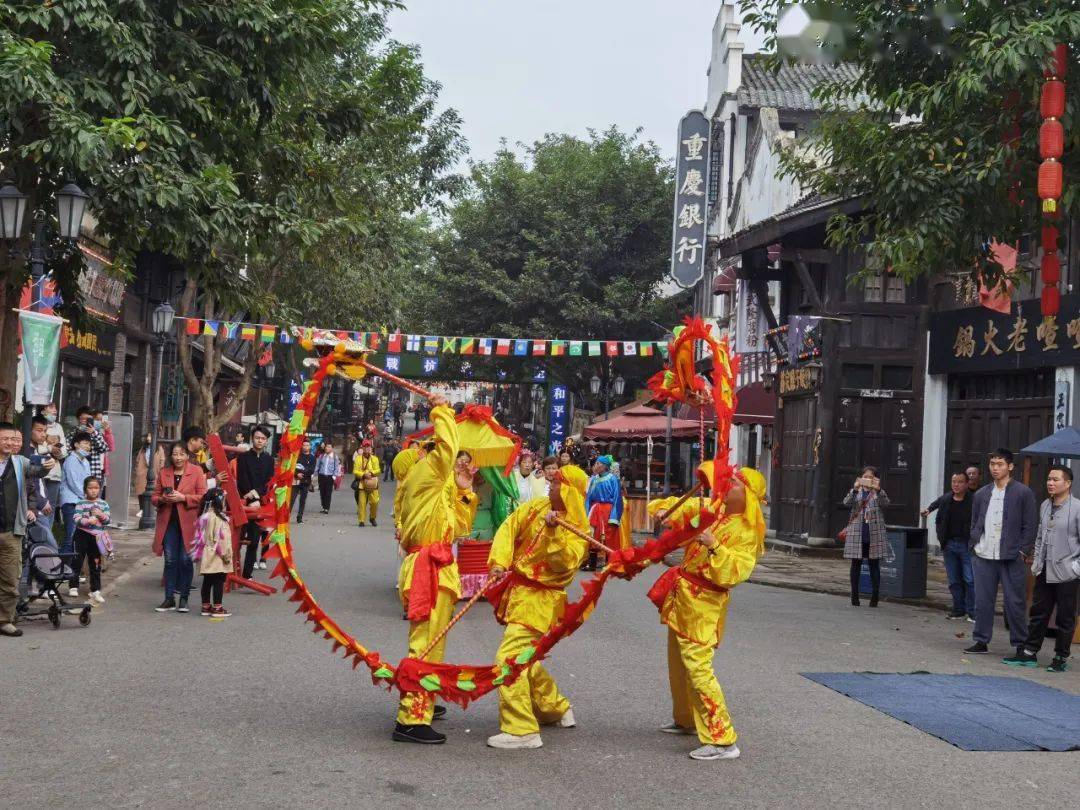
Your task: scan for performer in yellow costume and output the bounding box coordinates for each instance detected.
[352,439,381,526]
[392,397,478,745]
[483,465,590,750]
[647,466,766,761]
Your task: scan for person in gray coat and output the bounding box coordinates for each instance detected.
[1017,465,1080,673]
[964,448,1037,660]
[842,465,889,607]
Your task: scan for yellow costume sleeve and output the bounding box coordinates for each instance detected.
[352,454,381,477]
[454,487,479,538]
[696,524,759,589]
[489,502,529,569]
[425,405,459,482]
[397,405,459,550]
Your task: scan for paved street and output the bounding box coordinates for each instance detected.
[6,481,1078,809]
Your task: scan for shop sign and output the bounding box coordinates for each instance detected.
[778,366,819,395]
[61,324,115,368]
[929,294,1080,373]
[547,384,569,454]
[1055,380,1070,431]
[669,110,710,289]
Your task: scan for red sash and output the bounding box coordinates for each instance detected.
[647,566,727,611]
[588,501,613,530]
[406,542,455,621]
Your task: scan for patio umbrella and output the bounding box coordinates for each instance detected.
[1020,426,1080,459]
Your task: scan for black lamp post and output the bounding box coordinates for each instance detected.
[589,367,625,420]
[661,332,675,496]
[1,180,89,443]
[139,302,175,529]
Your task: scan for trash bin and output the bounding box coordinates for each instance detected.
[859,525,927,599]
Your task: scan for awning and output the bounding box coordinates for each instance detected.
[676,382,774,426]
[583,405,702,440]
[1021,426,1080,459]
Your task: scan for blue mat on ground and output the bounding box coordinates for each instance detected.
[801,672,1080,751]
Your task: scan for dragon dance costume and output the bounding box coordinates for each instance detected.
[485,465,590,747]
[647,466,766,756]
[394,405,477,730]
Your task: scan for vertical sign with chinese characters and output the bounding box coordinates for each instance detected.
[670,110,710,289]
[547,384,569,455]
[1055,380,1070,432]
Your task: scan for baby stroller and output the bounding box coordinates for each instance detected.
[18,530,92,629]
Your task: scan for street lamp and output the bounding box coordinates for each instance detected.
[661,332,675,496]
[139,301,175,529]
[591,367,623,420]
[0,180,89,443]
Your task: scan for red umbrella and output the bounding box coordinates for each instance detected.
[583,405,702,440]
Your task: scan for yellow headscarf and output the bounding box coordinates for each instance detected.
[737,466,767,557]
[555,464,589,530]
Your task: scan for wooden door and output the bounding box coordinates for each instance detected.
[777,396,817,536]
[945,370,1053,503]
[833,396,920,535]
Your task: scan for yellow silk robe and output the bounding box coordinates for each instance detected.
[487,498,588,634]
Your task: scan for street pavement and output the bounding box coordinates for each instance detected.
[5,479,1078,809]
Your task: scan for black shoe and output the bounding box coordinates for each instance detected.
[370,519,377,527]
[1003,647,1038,667]
[869,595,879,608]
[433,704,446,720]
[15,601,28,615]
[946,610,965,620]
[850,595,860,606]
[177,597,190,614]
[392,723,446,744]
[297,516,303,523]
[964,642,988,654]
[358,522,366,527]
[1047,656,1068,673]
[155,598,177,612]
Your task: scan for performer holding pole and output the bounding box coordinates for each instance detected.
[583,454,622,571]
[648,467,766,762]
[484,465,590,749]
[392,395,478,745]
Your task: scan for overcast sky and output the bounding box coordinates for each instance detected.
[387,1,767,166]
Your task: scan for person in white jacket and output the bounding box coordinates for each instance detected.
[512,453,540,506]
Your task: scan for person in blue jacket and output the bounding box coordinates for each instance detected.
[583,454,623,571]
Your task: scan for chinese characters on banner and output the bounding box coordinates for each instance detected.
[670,110,710,289]
[547,384,569,455]
[929,294,1080,374]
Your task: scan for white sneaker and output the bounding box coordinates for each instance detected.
[689,743,740,761]
[89,591,105,604]
[659,722,695,735]
[557,709,576,728]
[68,587,79,598]
[79,576,87,584]
[486,732,543,749]
[258,561,267,570]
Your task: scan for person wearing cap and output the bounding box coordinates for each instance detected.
[392,396,477,745]
[353,439,382,527]
[484,464,590,750]
[647,466,767,762]
[583,454,622,571]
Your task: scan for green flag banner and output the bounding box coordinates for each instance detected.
[19,310,63,405]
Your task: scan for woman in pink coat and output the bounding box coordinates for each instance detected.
[152,442,208,613]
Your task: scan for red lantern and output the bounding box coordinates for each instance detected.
[1042,286,1061,317]
[1039,159,1063,201]
[1041,251,1061,284]
[1051,43,1069,78]
[1040,119,1065,159]
[1042,225,1060,251]
[1041,80,1066,118]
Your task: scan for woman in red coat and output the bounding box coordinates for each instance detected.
[152,442,208,613]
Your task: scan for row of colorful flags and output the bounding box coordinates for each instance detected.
[179,317,670,359]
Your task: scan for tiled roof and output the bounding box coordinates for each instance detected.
[737,54,862,111]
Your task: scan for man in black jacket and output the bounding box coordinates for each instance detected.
[922,471,975,620]
[236,426,275,577]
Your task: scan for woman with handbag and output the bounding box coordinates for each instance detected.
[841,465,890,607]
[352,440,382,527]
